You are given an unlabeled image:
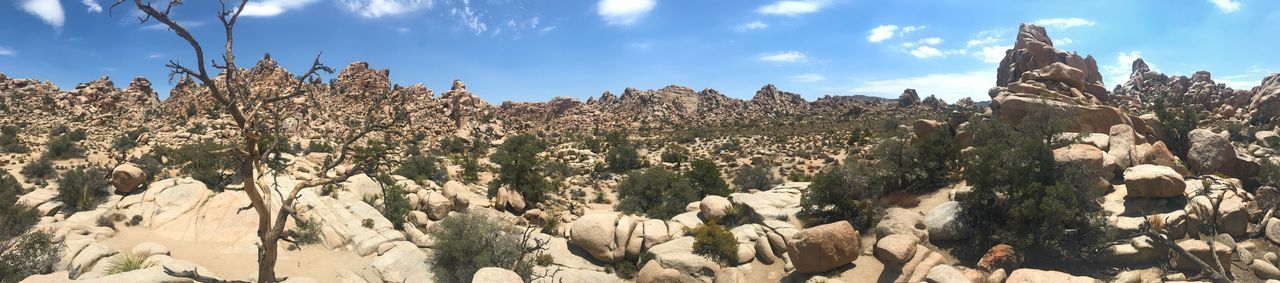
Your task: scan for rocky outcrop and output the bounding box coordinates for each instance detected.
[786,221,860,273]
[1123,165,1185,198]
[898,89,921,108]
[996,24,1106,101]
[1187,129,1258,179]
[1113,58,1252,115]
[1251,73,1280,123]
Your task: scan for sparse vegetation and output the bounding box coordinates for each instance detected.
[0,125,30,153]
[105,252,154,275]
[606,143,643,173]
[732,163,779,191]
[799,160,886,229]
[168,140,236,191]
[1,172,61,282]
[20,157,55,181]
[58,166,111,213]
[490,134,551,205]
[691,222,738,265]
[616,167,699,220]
[685,159,731,197]
[290,217,324,246]
[394,154,449,184]
[427,212,535,283]
[380,181,412,230]
[1153,89,1200,159]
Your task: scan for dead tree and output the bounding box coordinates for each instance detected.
[111,1,408,282]
[1138,179,1233,283]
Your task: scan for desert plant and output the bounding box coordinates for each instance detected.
[799,160,886,229]
[290,217,323,246]
[1153,90,1200,159]
[1,172,61,282]
[304,140,334,154]
[394,154,449,184]
[490,134,551,205]
[111,128,148,152]
[44,133,85,160]
[606,143,643,173]
[20,157,55,180]
[661,145,690,170]
[616,168,699,220]
[381,181,412,230]
[733,163,779,191]
[170,140,236,191]
[58,166,111,213]
[428,212,534,283]
[460,153,482,182]
[105,252,154,275]
[0,125,29,153]
[685,159,731,197]
[692,222,738,265]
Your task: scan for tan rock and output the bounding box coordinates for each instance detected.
[786,221,860,273]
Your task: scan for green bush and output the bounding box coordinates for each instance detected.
[732,163,779,191]
[1153,90,1200,158]
[686,159,730,197]
[58,167,111,213]
[490,134,551,205]
[394,154,449,184]
[112,128,148,152]
[799,160,886,229]
[104,252,153,275]
[381,181,411,230]
[692,222,738,265]
[958,116,1109,265]
[291,217,323,246]
[460,154,481,182]
[439,136,468,155]
[661,146,690,169]
[44,134,85,160]
[1,171,62,281]
[20,157,55,181]
[1260,158,1280,187]
[606,143,643,173]
[874,128,959,193]
[616,168,699,220]
[428,212,533,283]
[170,140,236,191]
[0,125,29,153]
[304,140,333,154]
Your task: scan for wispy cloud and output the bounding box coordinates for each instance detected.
[338,0,432,18]
[147,53,165,59]
[597,0,656,26]
[759,51,810,63]
[1102,51,1152,86]
[791,73,825,82]
[756,0,831,16]
[0,47,16,57]
[1219,66,1274,89]
[82,0,102,13]
[20,0,65,30]
[909,46,944,59]
[1208,0,1242,13]
[846,70,994,102]
[736,21,768,32]
[977,45,1011,63]
[867,25,924,43]
[242,0,320,17]
[1034,17,1095,29]
[451,1,486,35]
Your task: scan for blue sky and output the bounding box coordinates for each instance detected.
[1,0,1277,103]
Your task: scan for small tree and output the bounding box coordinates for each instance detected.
[661,145,690,171]
[58,167,111,213]
[394,154,449,184]
[685,159,730,197]
[800,160,886,229]
[490,134,551,204]
[606,143,643,173]
[616,168,699,219]
[427,211,549,283]
[732,163,779,191]
[1153,88,1200,158]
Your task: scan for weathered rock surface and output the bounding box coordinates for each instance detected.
[786,221,860,273]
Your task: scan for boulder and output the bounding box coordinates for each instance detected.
[1053,144,1113,182]
[1123,165,1186,198]
[424,191,452,221]
[636,260,686,283]
[978,244,1020,272]
[698,195,732,222]
[925,265,972,283]
[1172,239,1231,271]
[1255,259,1280,280]
[873,207,928,241]
[913,119,947,139]
[1006,269,1098,283]
[130,242,170,258]
[1258,131,1280,148]
[111,163,147,194]
[472,267,522,283]
[1108,124,1138,168]
[569,213,624,263]
[1136,141,1191,176]
[1188,129,1258,179]
[786,221,860,273]
[441,180,468,210]
[924,201,969,241]
[874,234,919,265]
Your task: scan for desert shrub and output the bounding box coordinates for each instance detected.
[381,181,412,230]
[606,143,643,173]
[846,127,871,147]
[394,154,449,184]
[44,133,85,160]
[460,154,481,182]
[661,145,690,169]
[685,159,731,197]
[799,160,886,229]
[583,137,604,153]
[1153,90,1200,158]
[428,212,534,283]
[439,136,468,155]
[490,134,551,205]
[105,252,153,275]
[170,140,236,191]
[187,123,207,135]
[0,125,29,153]
[1,172,61,281]
[49,125,69,137]
[714,140,740,154]
[20,157,55,180]
[873,127,960,193]
[361,218,374,229]
[732,163,779,191]
[111,128,148,152]
[58,167,111,213]
[616,168,699,219]
[291,217,323,246]
[185,103,198,118]
[304,140,333,154]
[692,222,738,265]
[958,116,1110,265]
[541,215,561,235]
[1260,158,1280,187]
[607,261,638,279]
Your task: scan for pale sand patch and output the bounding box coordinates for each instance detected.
[102,226,379,282]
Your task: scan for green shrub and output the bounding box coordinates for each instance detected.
[732,163,779,191]
[607,261,638,279]
[427,212,533,283]
[105,252,153,275]
[661,145,690,169]
[1153,90,1200,158]
[20,157,56,180]
[439,136,468,155]
[111,128,148,152]
[381,182,412,230]
[958,115,1110,265]
[304,140,333,154]
[460,154,481,182]
[874,128,960,193]
[692,222,738,265]
[361,218,374,229]
[490,134,551,205]
[291,217,323,246]
[616,168,699,220]
[606,144,643,173]
[44,134,85,160]
[0,125,29,153]
[686,159,730,197]
[58,167,111,213]
[394,154,449,184]
[1,171,61,281]
[170,140,236,191]
[799,160,886,229]
[1260,158,1280,187]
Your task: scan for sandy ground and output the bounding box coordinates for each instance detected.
[102,227,379,282]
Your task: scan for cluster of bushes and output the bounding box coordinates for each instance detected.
[617,159,729,219]
[394,154,449,185]
[160,140,237,191]
[0,172,61,282]
[732,163,780,191]
[58,167,111,213]
[691,222,738,265]
[799,160,887,229]
[605,143,643,173]
[427,212,538,282]
[45,126,87,160]
[111,128,148,152]
[660,145,689,169]
[0,125,30,153]
[957,114,1109,264]
[1152,89,1200,158]
[490,134,552,205]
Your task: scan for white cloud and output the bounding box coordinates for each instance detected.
[791,73,825,82]
[242,0,319,17]
[736,21,768,32]
[1103,51,1154,87]
[977,45,1010,63]
[759,51,810,63]
[909,46,944,59]
[920,37,942,46]
[20,0,65,29]
[82,0,102,13]
[0,47,15,57]
[338,0,432,18]
[396,27,411,33]
[451,1,486,35]
[1208,0,1241,13]
[539,26,557,33]
[147,53,164,59]
[1057,37,1074,46]
[1033,17,1095,29]
[847,70,994,102]
[1219,66,1275,89]
[966,37,1000,48]
[756,0,830,16]
[597,0,656,26]
[867,24,924,43]
[629,41,654,50]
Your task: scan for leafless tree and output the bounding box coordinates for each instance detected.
[110,1,408,282]
[1138,179,1233,283]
